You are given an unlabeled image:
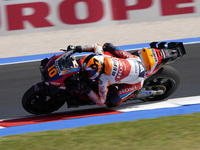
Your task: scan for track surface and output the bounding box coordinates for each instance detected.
[0,43,199,119]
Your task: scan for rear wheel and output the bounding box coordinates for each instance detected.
[141,66,180,101]
[22,85,66,115]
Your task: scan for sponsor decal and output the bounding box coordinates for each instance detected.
[111,58,118,76]
[151,49,158,63]
[115,59,131,82]
[115,50,132,58]
[116,60,123,79]
[164,50,170,56]
[0,0,198,35]
[118,84,141,95]
[134,61,138,75]
[55,59,61,74]
[160,49,166,58]
[118,86,137,95]
[118,82,141,95]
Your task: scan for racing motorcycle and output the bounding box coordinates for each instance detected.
[22,42,186,115]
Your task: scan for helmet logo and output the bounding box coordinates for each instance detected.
[89,58,100,69]
[82,55,102,80]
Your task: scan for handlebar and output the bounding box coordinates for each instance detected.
[60,45,76,52]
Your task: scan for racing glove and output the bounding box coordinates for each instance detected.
[67,45,82,53]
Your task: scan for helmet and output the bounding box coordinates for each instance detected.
[82,54,103,80]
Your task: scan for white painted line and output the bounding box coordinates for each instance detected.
[0,96,199,128]
[115,96,200,112]
[169,96,200,105]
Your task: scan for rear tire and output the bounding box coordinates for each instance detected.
[141,66,180,101]
[22,85,65,115]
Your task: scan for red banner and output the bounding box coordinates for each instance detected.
[0,0,198,35]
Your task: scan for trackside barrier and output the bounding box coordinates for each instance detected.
[0,0,200,36]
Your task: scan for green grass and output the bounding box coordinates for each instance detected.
[1,112,200,150]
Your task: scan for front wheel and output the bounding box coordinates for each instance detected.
[141,66,180,101]
[22,84,66,115]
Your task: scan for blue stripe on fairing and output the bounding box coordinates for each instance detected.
[1,103,200,137]
[0,37,200,65]
[119,92,132,99]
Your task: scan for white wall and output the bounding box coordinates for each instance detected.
[0,0,199,36]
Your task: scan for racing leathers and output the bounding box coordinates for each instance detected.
[78,43,146,107]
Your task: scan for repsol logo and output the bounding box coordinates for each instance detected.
[111,58,117,76]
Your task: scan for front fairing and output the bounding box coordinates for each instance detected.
[55,55,80,76]
[41,53,80,86]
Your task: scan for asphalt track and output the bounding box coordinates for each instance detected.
[0,43,200,120]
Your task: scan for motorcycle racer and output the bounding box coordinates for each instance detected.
[22,41,185,115]
[68,43,146,108]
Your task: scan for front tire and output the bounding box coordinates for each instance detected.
[141,66,180,101]
[22,84,66,115]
